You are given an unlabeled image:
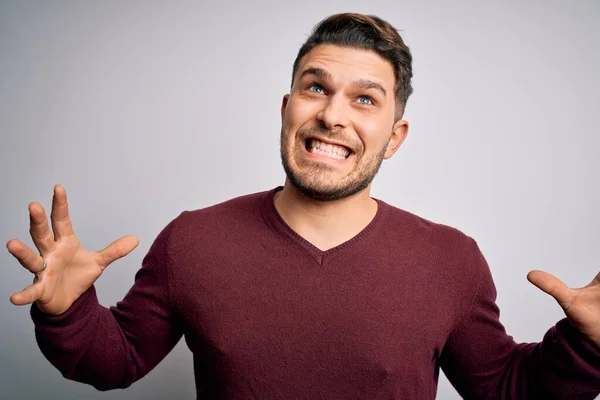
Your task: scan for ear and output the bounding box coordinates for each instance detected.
[281,94,290,122]
[384,119,409,159]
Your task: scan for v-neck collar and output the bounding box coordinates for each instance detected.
[260,186,387,266]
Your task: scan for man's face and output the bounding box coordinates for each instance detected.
[280,44,408,202]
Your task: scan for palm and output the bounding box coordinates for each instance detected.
[7,185,138,315]
[528,270,600,347]
[34,236,99,315]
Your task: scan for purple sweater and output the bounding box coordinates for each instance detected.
[31,188,600,398]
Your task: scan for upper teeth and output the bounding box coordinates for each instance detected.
[309,139,350,159]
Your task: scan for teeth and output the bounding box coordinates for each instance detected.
[308,139,350,160]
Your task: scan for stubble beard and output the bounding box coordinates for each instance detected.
[279,127,388,202]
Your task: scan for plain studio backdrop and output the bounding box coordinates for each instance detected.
[1,1,598,399]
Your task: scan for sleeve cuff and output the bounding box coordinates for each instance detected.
[554,317,600,368]
[30,285,100,328]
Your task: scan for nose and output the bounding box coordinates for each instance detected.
[317,95,350,130]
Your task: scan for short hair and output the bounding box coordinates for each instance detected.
[291,13,414,119]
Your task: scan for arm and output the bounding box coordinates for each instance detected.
[29,218,184,391]
[439,239,600,399]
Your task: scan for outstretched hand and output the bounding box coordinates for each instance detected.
[528,269,600,348]
[7,185,139,315]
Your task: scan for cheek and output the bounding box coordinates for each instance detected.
[355,119,393,152]
[286,97,320,126]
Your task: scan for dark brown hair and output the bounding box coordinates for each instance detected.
[291,13,413,119]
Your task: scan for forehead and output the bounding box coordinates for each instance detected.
[295,44,395,88]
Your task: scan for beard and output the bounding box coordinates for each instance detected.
[280,126,388,202]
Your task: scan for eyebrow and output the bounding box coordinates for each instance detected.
[298,67,388,98]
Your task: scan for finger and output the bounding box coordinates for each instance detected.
[6,239,45,273]
[10,281,43,306]
[50,184,74,240]
[527,270,573,309]
[95,235,139,268]
[28,202,54,254]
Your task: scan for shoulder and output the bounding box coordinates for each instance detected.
[156,189,273,246]
[375,200,491,319]
[180,190,267,223]
[377,199,475,248]
[376,199,485,274]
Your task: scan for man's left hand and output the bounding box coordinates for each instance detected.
[528,270,600,348]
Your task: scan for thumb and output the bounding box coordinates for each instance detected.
[96,235,139,267]
[527,269,572,309]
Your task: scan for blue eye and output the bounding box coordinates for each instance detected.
[358,96,373,105]
[309,84,325,94]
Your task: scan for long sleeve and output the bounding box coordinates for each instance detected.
[29,217,184,391]
[439,239,600,399]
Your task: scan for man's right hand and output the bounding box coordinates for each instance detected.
[7,185,139,315]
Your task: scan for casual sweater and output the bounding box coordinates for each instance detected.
[31,187,600,399]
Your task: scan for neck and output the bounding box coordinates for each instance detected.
[273,180,378,251]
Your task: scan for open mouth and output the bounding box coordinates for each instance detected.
[305,138,352,160]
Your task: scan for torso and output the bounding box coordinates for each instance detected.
[167,188,474,399]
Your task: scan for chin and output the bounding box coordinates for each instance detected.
[298,181,370,202]
[280,144,379,202]
[285,169,372,202]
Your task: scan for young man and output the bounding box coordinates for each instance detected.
[8,12,600,399]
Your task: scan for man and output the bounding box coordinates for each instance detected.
[7,12,600,399]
